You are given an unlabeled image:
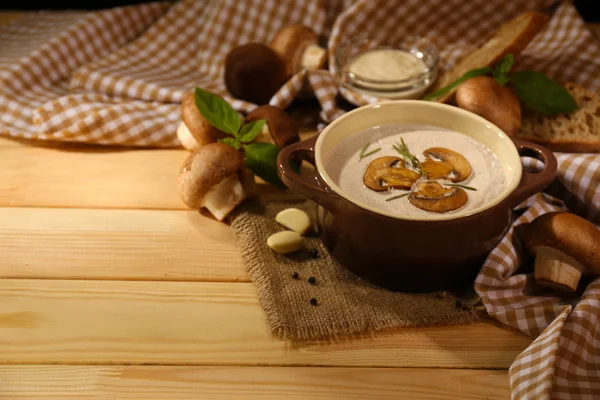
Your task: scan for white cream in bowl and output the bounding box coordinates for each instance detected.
[326,124,508,218]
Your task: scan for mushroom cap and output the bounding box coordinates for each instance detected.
[224,43,290,105]
[523,212,600,274]
[178,143,244,208]
[455,76,522,135]
[270,24,319,75]
[181,92,227,146]
[246,105,299,148]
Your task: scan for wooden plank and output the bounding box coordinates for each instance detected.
[0,365,510,400]
[0,279,531,368]
[0,133,314,209]
[0,147,188,209]
[0,208,246,282]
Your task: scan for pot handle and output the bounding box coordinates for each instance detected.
[507,138,558,208]
[277,134,343,212]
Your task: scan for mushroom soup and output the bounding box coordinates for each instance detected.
[326,124,507,218]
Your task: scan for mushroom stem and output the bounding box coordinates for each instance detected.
[302,44,327,70]
[176,122,201,151]
[533,246,585,293]
[202,175,247,222]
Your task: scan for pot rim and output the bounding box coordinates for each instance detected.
[314,100,522,222]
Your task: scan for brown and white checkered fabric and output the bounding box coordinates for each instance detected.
[2,0,598,146]
[476,152,600,399]
[1,1,600,397]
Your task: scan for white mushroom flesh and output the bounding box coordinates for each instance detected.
[533,245,585,292]
[302,43,327,70]
[202,174,246,221]
[177,122,201,151]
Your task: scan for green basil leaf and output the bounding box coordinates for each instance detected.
[238,119,266,143]
[243,143,286,189]
[194,87,242,136]
[218,137,241,150]
[492,54,514,86]
[423,66,492,101]
[509,71,579,115]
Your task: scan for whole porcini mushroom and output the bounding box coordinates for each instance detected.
[455,76,522,135]
[523,212,600,293]
[177,92,227,151]
[269,24,327,75]
[178,143,255,221]
[245,105,299,148]
[224,43,290,105]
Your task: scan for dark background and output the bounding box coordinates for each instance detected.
[1,0,599,21]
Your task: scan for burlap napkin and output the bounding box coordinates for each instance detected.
[231,196,480,341]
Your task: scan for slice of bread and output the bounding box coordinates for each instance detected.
[513,83,600,153]
[428,11,549,103]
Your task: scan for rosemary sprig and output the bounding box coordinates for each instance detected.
[361,148,381,159]
[359,143,369,158]
[358,142,381,160]
[446,183,477,191]
[385,193,410,202]
[392,138,422,173]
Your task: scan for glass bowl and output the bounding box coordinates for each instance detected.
[335,34,439,100]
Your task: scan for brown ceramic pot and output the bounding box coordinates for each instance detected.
[278,101,557,292]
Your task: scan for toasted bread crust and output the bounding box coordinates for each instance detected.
[514,83,600,153]
[428,11,549,103]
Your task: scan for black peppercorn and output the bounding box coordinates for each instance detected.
[309,298,318,306]
[308,276,317,285]
[291,272,299,280]
[309,249,320,259]
[455,300,463,309]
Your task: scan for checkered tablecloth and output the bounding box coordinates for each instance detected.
[1,1,599,398]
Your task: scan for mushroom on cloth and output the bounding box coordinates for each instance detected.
[269,24,327,75]
[523,212,600,293]
[455,76,522,135]
[177,92,227,151]
[224,43,290,105]
[178,143,256,221]
[245,105,299,148]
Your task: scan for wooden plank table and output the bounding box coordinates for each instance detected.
[5,12,597,400]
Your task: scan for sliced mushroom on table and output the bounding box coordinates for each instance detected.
[523,212,600,293]
[363,156,422,192]
[408,181,468,213]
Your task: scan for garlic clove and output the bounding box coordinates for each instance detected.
[275,208,312,235]
[267,231,303,254]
